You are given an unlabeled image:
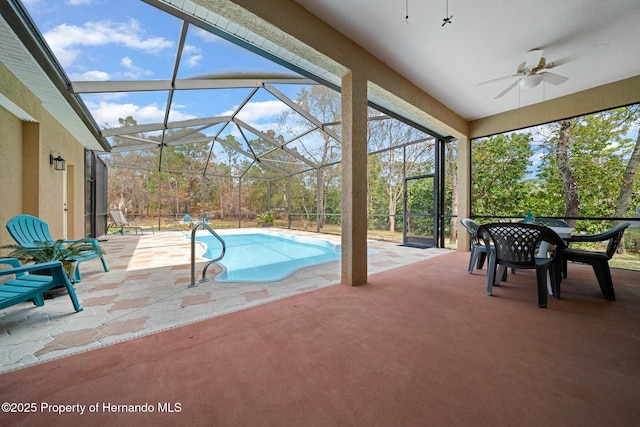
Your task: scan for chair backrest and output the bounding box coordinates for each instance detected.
[183,214,191,223]
[478,223,564,268]
[604,222,631,259]
[6,214,54,247]
[110,210,127,226]
[460,218,481,246]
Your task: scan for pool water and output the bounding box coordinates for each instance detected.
[195,231,341,282]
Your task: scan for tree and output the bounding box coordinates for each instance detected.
[613,106,640,225]
[556,119,580,227]
[368,114,432,232]
[472,133,533,217]
[535,106,639,233]
[446,141,459,244]
[105,116,156,215]
[281,86,342,228]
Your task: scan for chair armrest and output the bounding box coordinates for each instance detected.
[567,230,616,243]
[0,261,63,277]
[0,258,23,268]
[62,238,103,252]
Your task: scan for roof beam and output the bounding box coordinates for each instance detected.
[71,80,172,93]
[264,83,342,143]
[214,136,290,177]
[71,78,316,94]
[110,142,162,152]
[101,116,231,136]
[234,118,317,168]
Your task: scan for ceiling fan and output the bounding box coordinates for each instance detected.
[477,44,608,99]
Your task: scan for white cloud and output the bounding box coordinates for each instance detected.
[66,0,93,5]
[221,100,289,123]
[185,54,203,68]
[70,70,110,81]
[120,57,153,78]
[182,44,203,68]
[87,101,197,129]
[193,27,221,43]
[44,20,173,67]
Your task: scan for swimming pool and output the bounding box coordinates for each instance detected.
[195,230,341,282]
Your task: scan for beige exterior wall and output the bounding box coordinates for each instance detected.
[0,62,86,248]
[0,103,24,245]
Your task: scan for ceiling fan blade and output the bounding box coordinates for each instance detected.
[545,44,609,69]
[495,81,519,99]
[541,72,569,85]
[524,49,543,68]
[476,74,519,87]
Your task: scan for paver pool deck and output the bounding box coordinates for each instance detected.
[1,228,451,373]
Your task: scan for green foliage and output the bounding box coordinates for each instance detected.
[472,105,640,237]
[256,212,274,226]
[2,239,102,263]
[472,133,534,216]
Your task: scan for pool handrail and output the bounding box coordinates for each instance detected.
[189,221,226,287]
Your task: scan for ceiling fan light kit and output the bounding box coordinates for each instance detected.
[519,73,544,89]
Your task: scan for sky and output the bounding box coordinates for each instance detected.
[21,0,307,136]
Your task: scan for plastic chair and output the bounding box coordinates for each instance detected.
[561,222,631,301]
[460,218,488,273]
[478,223,566,308]
[109,210,153,235]
[6,214,108,283]
[0,258,83,312]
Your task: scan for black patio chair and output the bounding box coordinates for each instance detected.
[561,222,631,301]
[513,218,570,272]
[478,223,566,308]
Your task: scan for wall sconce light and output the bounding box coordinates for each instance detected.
[50,152,66,171]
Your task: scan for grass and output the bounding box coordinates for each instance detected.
[609,252,640,270]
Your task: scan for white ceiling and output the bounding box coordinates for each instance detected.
[295,0,640,121]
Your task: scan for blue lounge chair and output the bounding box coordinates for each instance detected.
[0,258,83,312]
[5,214,108,283]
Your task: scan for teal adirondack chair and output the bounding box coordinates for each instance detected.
[0,258,83,312]
[5,214,108,283]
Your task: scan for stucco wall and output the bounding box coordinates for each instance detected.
[0,62,86,247]
[0,104,23,246]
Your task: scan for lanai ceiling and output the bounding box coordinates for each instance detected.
[296,0,640,121]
